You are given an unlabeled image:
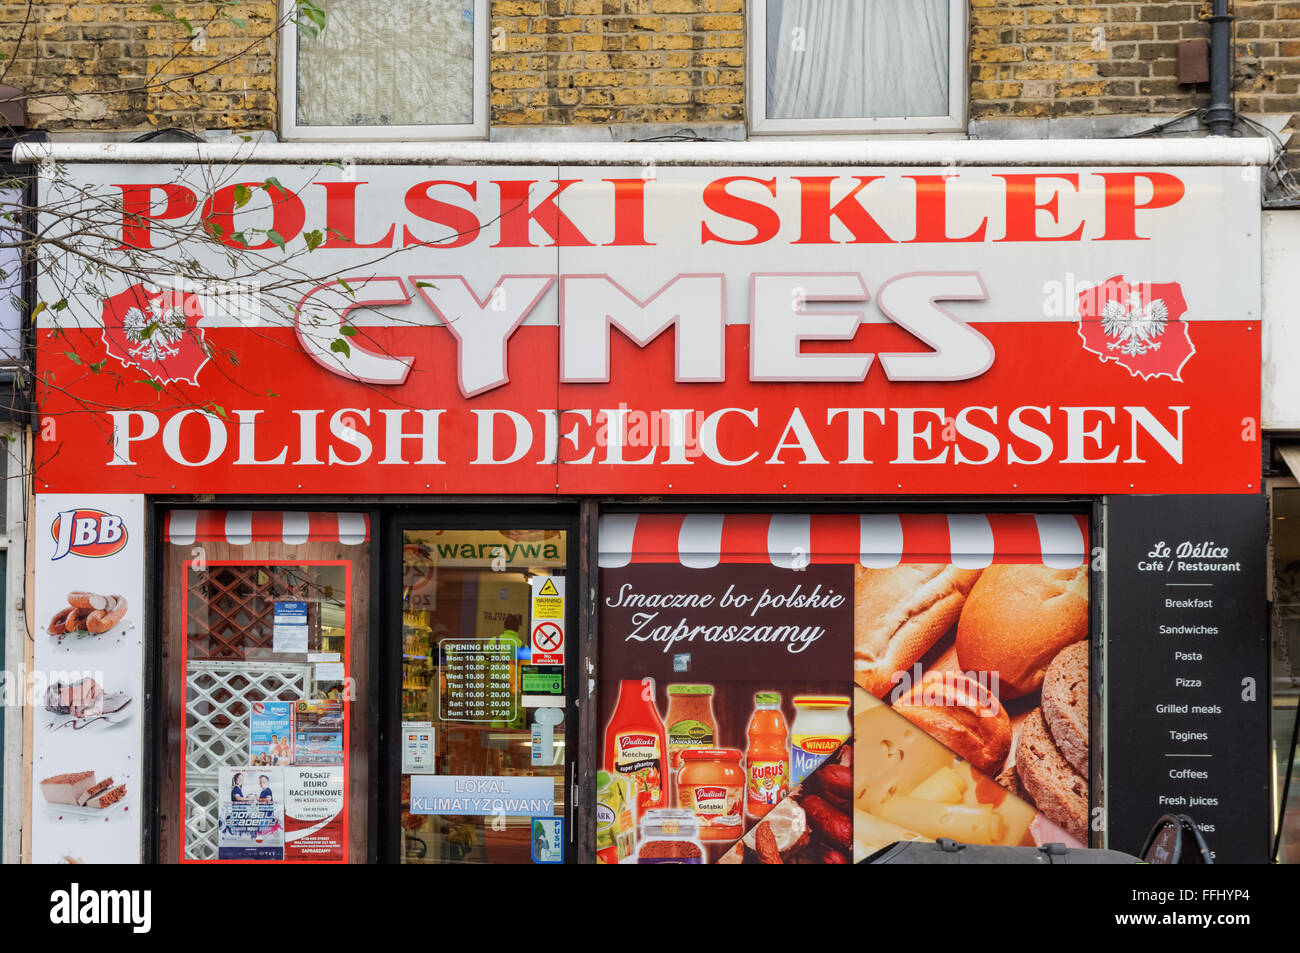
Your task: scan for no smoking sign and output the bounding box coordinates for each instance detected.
[532,621,564,665]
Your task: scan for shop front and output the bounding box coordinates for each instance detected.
[22,141,1274,863]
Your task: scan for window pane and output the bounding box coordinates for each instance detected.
[297,0,476,127]
[160,512,372,864]
[765,0,950,120]
[400,529,568,865]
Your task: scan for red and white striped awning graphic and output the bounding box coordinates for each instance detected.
[165,511,370,546]
[597,513,1089,570]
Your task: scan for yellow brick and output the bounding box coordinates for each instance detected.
[695,15,742,31]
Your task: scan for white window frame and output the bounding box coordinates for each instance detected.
[748,0,968,136]
[279,0,489,141]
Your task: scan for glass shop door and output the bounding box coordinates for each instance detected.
[392,520,574,864]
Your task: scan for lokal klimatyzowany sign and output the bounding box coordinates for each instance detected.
[34,164,1260,495]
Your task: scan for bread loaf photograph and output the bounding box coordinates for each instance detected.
[853,564,982,698]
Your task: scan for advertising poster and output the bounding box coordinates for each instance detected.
[250,701,295,766]
[597,512,1091,863]
[294,700,344,765]
[31,494,145,864]
[217,767,285,860]
[285,767,346,861]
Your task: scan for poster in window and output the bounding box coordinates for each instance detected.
[250,701,295,766]
[596,513,1092,864]
[218,767,285,861]
[285,767,346,861]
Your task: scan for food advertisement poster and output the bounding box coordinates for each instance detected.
[218,767,285,860]
[285,767,346,861]
[31,494,145,864]
[597,512,1091,864]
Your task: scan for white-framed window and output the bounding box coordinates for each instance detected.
[280,0,489,140]
[749,0,967,135]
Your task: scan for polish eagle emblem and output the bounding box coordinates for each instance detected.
[1076,275,1194,382]
[1100,291,1169,356]
[100,282,211,386]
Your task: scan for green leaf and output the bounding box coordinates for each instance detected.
[230,17,246,28]
[266,229,286,250]
[52,298,67,311]
[137,378,163,393]
[303,229,323,251]
[414,280,438,289]
[337,277,354,296]
[141,321,159,340]
[322,161,343,171]
[300,1,326,30]
[64,350,82,366]
[339,324,357,337]
[330,339,351,358]
[30,301,46,321]
[233,183,253,208]
[209,403,227,420]
[88,359,107,374]
[263,176,285,198]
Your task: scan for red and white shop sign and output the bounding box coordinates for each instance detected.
[34,164,1261,494]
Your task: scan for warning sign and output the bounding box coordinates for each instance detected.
[530,576,566,664]
[531,576,564,620]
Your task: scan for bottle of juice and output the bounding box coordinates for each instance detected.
[744,692,790,821]
[603,678,668,820]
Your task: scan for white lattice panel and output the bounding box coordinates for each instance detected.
[184,660,313,860]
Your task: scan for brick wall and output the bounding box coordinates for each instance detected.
[970,1,1300,125]
[2,1,1297,143]
[0,1,278,132]
[489,0,745,126]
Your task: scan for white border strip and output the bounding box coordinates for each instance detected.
[13,138,1274,167]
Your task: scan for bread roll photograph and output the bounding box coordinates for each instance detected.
[853,564,982,698]
[954,564,1088,699]
[890,671,1012,775]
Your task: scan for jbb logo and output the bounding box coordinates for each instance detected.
[51,509,128,560]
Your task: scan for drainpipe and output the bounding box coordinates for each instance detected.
[1206,0,1235,137]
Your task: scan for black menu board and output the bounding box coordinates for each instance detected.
[1106,495,1269,862]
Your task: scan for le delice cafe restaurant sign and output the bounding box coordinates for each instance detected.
[34,163,1261,496]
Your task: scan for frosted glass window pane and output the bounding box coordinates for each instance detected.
[297,0,476,127]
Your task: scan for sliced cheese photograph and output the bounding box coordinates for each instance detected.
[853,689,1084,862]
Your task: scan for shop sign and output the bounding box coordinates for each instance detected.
[1105,495,1270,863]
[409,775,554,816]
[35,165,1261,495]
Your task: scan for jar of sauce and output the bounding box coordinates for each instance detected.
[677,747,745,840]
[665,683,718,771]
[790,694,852,787]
